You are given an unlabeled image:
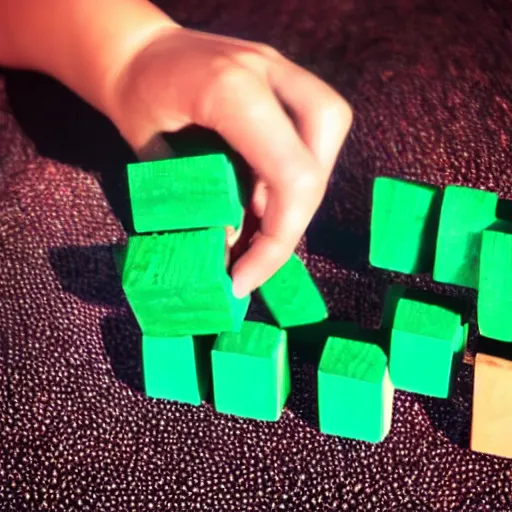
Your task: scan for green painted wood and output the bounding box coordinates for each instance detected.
[433,185,497,289]
[478,221,512,341]
[114,228,250,337]
[211,321,291,421]
[390,296,468,398]
[143,335,213,405]
[318,329,394,443]
[258,253,327,328]
[127,153,244,233]
[370,177,441,274]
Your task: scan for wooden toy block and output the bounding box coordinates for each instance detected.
[258,253,328,328]
[127,154,244,233]
[114,228,250,337]
[433,185,497,289]
[143,335,213,405]
[318,326,394,443]
[211,321,291,421]
[471,339,512,458]
[369,177,441,274]
[477,222,512,341]
[390,295,468,398]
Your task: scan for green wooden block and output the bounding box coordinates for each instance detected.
[478,222,512,341]
[127,154,244,233]
[318,329,394,443]
[114,228,250,337]
[258,253,328,328]
[370,177,441,274]
[433,185,497,289]
[211,321,291,421]
[143,335,212,405]
[390,296,468,398]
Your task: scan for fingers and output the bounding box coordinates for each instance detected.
[268,58,353,173]
[201,71,327,297]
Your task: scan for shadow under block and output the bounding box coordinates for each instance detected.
[143,335,211,405]
[471,350,512,458]
[127,153,244,233]
[258,253,328,328]
[318,333,394,443]
[433,185,497,289]
[381,283,407,330]
[114,229,250,337]
[478,222,512,341]
[211,321,291,421]
[390,296,468,398]
[369,177,441,274]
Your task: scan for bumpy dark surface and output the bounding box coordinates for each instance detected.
[2,0,512,510]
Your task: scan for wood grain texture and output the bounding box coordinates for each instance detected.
[471,350,512,459]
[370,177,441,274]
[115,229,250,337]
[478,222,512,341]
[212,321,291,421]
[259,253,327,328]
[434,185,497,289]
[318,332,393,443]
[127,154,244,233]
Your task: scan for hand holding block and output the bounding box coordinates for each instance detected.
[370,177,441,274]
[143,335,213,405]
[259,253,328,328]
[390,295,468,398]
[471,341,512,458]
[318,326,394,443]
[127,154,244,233]
[433,185,497,289]
[114,228,250,337]
[478,222,512,341]
[211,321,291,421]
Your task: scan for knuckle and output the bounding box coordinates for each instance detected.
[194,62,251,122]
[254,42,282,60]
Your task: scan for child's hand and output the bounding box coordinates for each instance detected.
[111,27,353,297]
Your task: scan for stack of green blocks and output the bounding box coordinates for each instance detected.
[114,153,328,423]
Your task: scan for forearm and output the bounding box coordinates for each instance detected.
[0,0,178,119]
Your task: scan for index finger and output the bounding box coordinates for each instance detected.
[201,71,327,297]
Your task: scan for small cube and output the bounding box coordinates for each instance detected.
[115,229,250,337]
[143,335,212,405]
[127,154,244,233]
[318,329,394,443]
[478,222,512,341]
[433,185,497,289]
[211,321,291,421]
[390,296,467,398]
[471,342,512,458]
[259,253,328,328]
[370,177,441,274]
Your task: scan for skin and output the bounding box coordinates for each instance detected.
[0,0,353,298]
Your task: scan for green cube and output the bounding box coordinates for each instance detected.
[390,296,468,398]
[259,253,328,328]
[370,177,441,274]
[478,222,512,341]
[381,283,407,330]
[127,154,244,233]
[433,185,497,289]
[318,329,394,443]
[143,335,212,405]
[211,322,291,421]
[114,228,250,337]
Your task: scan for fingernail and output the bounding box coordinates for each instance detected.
[232,278,250,299]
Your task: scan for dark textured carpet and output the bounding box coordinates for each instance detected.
[2,0,512,510]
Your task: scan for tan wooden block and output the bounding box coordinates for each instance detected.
[471,348,512,458]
